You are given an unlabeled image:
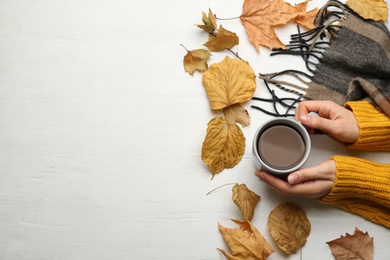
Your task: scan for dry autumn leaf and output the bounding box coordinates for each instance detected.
[327,227,373,260]
[182,48,211,75]
[201,116,245,177]
[232,183,260,221]
[223,103,250,127]
[347,0,388,22]
[218,220,274,260]
[197,8,218,33]
[202,56,256,110]
[294,1,320,29]
[267,202,311,255]
[240,0,318,52]
[204,25,239,52]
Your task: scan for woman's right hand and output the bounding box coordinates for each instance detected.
[295,100,359,143]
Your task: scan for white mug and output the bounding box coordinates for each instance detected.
[252,118,311,178]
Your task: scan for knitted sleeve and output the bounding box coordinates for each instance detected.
[318,156,390,227]
[344,101,390,150]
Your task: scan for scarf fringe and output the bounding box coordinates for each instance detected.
[252,0,354,116]
[251,79,302,117]
[257,0,351,97]
[271,0,350,73]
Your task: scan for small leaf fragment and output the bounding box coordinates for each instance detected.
[204,25,239,52]
[197,9,218,33]
[183,49,211,75]
[201,116,245,177]
[347,0,388,22]
[202,56,256,110]
[294,1,319,29]
[326,227,373,260]
[267,202,311,255]
[232,183,260,221]
[223,103,250,126]
[218,220,274,260]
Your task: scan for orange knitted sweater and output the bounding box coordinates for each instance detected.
[318,101,390,227]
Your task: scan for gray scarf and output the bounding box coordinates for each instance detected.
[256,0,390,117]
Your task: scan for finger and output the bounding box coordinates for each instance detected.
[256,171,295,193]
[259,171,331,198]
[288,168,322,185]
[295,101,323,121]
[299,114,339,136]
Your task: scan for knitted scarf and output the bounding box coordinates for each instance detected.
[254,0,390,117]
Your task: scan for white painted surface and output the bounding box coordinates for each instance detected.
[0,0,388,259]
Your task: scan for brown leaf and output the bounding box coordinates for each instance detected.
[232,184,260,221]
[240,0,317,52]
[204,25,239,52]
[223,103,250,126]
[201,116,245,177]
[197,9,218,33]
[183,49,211,75]
[327,227,373,260]
[347,0,388,22]
[267,202,311,255]
[202,56,256,110]
[218,220,274,260]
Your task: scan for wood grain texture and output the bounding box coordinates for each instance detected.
[0,0,389,259]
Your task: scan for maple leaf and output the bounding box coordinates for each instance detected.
[294,1,320,29]
[201,116,245,177]
[240,0,318,52]
[327,227,373,260]
[218,220,274,260]
[232,184,260,221]
[182,48,211,75]
[197,9,218,33]
[267,202,311,255]
[347,0,388,22]
[204,25,239,52]
[202,56,256,110]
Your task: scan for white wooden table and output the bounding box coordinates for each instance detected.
[0,0,388,259]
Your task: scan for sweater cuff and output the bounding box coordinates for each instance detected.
[318,156,390,227]
[344,101,390,151]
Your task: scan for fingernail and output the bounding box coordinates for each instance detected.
[288,174,298,184]
[300,115,310,123]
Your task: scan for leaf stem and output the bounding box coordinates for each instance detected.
[180,44,189,52]
[206,183,236,195]
[215,15,241,21]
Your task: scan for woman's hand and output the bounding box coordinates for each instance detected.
[295,100,359,143]
[255,160,336,198]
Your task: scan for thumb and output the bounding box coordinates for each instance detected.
[287,167,320,185]
[288,160,336,185]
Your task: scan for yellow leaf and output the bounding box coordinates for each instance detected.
[347,0,388,22]
[202,56,256,110]
[197,9,218,33]
[232,184,260,221]
[201,116,245,177]
[267,202,311,255]
[183,48,211,75]
[204,25,239,52]
[223,103,250,126]
[218,220,274,260]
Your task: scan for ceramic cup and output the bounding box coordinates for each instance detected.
[252,118,311,178]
